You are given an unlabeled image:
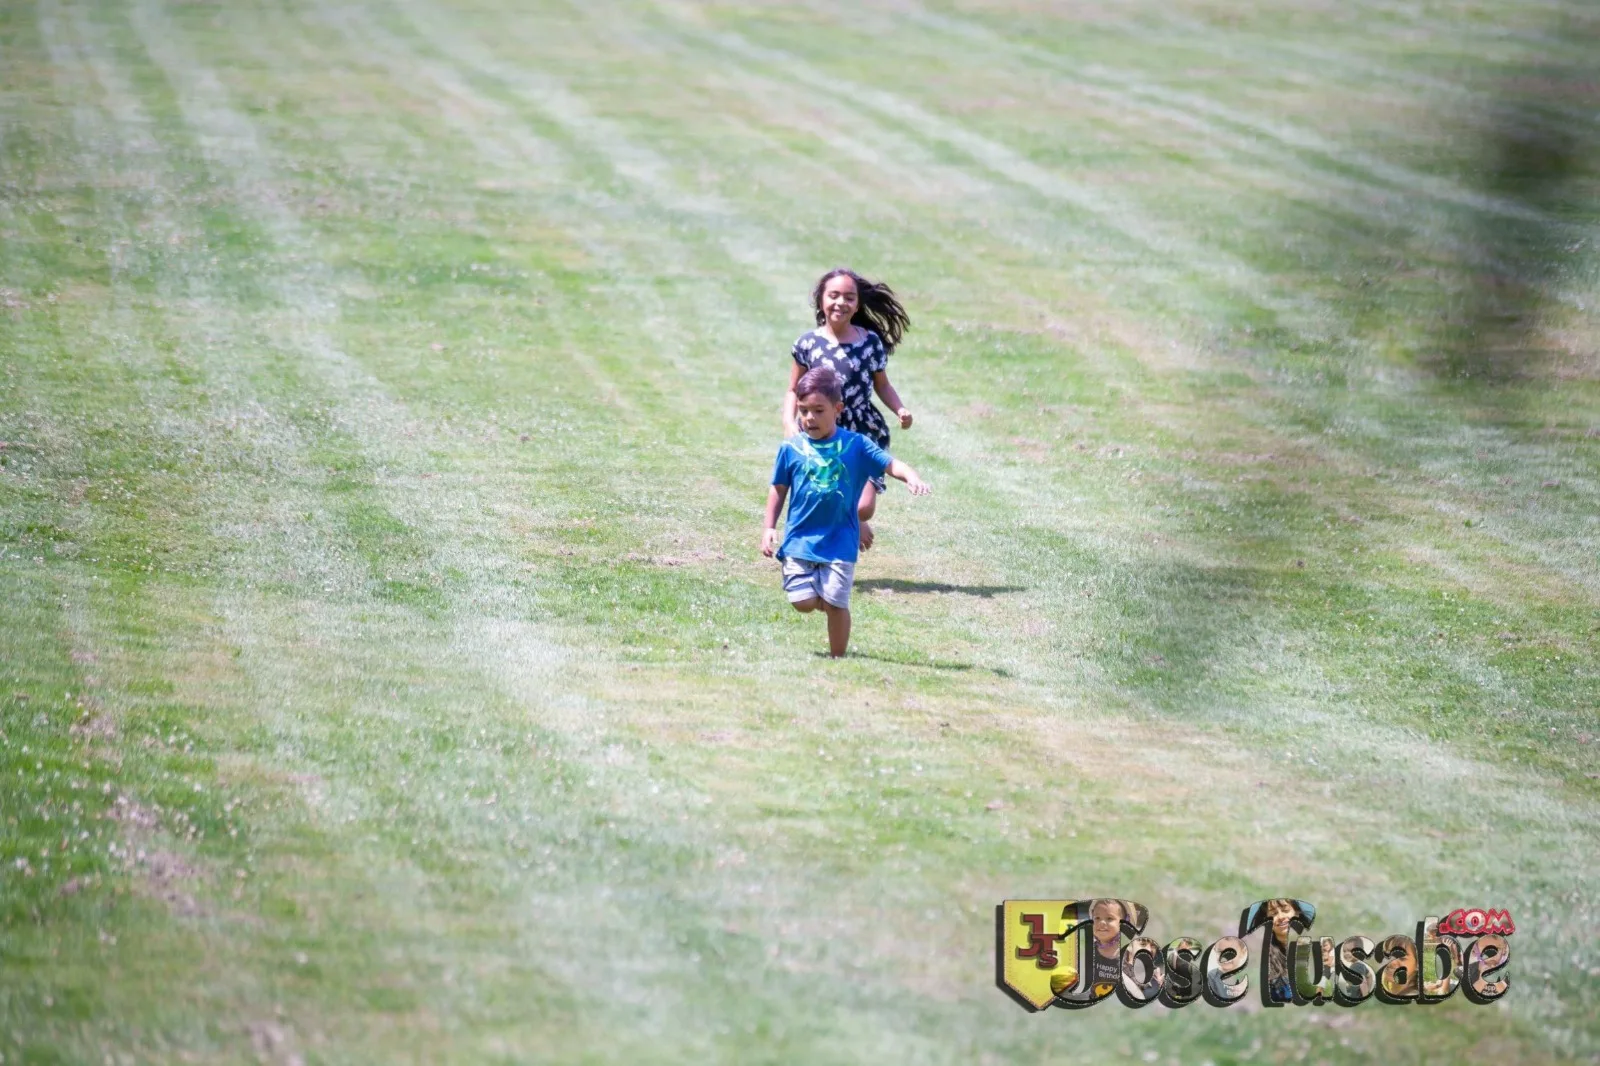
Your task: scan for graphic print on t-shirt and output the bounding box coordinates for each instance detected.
[794,436,845,497]
[1092,950,1122,998]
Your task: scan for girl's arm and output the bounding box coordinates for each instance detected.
[782,362,804,437]
[761,484,789,556]
[872,371,913,429]
[884,458,931,496]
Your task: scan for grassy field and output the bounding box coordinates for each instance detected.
[2,0,1598,1062]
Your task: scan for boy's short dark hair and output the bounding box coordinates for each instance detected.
[794,366,843,404]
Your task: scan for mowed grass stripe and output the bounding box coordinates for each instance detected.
[898,4,1556,224]
[887,5,1600,319]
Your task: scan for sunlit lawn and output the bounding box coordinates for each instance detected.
[2,0,1597,1062]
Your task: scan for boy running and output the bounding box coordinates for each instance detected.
[762,367,931,658]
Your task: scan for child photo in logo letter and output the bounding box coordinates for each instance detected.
[1090,899,1126,998]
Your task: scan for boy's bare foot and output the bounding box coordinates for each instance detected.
[859,521,874,551]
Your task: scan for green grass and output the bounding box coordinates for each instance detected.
[2,0,1598,1062]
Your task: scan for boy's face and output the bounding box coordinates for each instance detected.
[1092,901,1123,956]
[795,392,843,438]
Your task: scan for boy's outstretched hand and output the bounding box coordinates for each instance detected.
[761,528,780,557]
[886,458,932,497]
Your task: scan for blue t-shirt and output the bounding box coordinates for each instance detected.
[771,429,891,564]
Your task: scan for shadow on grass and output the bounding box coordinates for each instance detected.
[1436,30,1599,385]
[816,648,1013,677]
[1262,13,1599,396]
[855,579,1027,598]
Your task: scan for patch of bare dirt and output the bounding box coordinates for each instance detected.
[1007,437,1051,462]
[70,700,116,742]
[1176,449,1284,467]
[103,793,159,830]
[137,850,204,916]
[622,550,726,567]
[246,1019,305,1066]
[69,714,117,742]
[104,793,209,916]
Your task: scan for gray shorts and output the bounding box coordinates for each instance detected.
[781,557,855,609]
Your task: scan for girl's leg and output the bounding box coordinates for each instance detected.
[857,481,879,551]
[857,481,878,522]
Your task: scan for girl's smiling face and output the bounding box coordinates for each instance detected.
[821,273,859,332]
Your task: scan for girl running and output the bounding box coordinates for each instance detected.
[783,268,913,550]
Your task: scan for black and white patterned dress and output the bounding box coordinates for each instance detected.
[792,328,891,491]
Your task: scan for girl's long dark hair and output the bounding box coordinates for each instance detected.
[812,268,910,352]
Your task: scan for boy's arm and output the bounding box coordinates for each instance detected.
[872,370,912,429]
[885,458,931,496]
[761,484,788,556]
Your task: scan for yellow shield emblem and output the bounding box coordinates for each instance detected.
[998,900,1082,1010]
